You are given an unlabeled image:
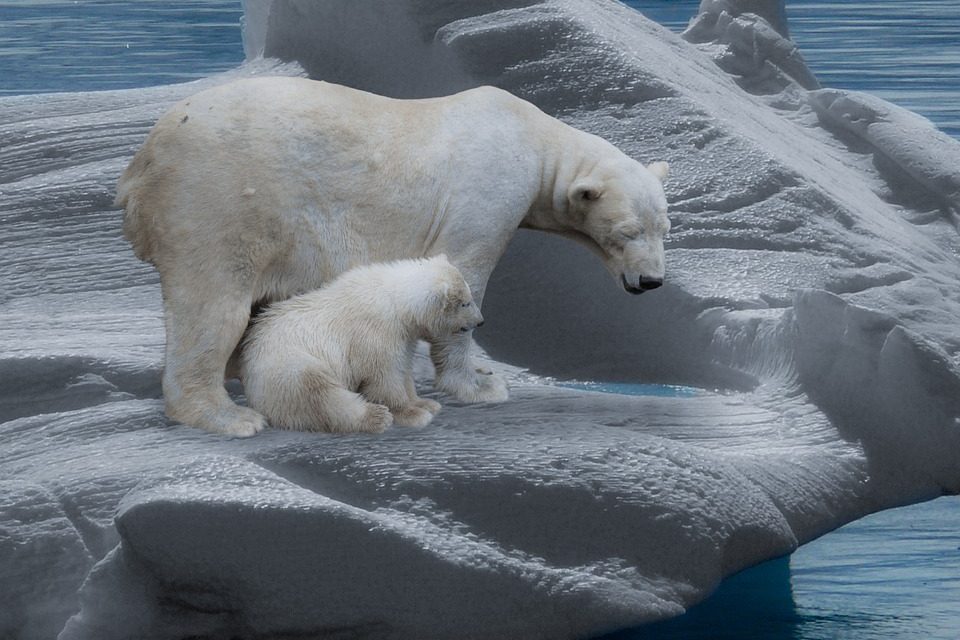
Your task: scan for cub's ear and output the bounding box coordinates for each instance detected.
[432,275,453,301]
[568,178,603,204]
[647,161,669,182]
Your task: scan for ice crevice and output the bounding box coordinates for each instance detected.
[1,1,959,638]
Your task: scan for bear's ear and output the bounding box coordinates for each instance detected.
[569,178,603,205]
[647,161,669,182]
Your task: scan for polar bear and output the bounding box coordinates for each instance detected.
[117,76,670,437]
[240,256,482,434]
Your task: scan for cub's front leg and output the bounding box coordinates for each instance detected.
[405,373,441,417]
[363,366,435,428]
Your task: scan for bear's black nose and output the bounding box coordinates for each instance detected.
[477,320,485,327]
[639,276,663,291]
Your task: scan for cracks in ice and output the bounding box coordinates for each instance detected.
[56,492,113,563]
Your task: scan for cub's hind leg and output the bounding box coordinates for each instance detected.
[287,369,393,434]
[364,365,436,429]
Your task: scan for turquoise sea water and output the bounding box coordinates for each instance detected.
[1,1,957,637]
[558,381,701,398]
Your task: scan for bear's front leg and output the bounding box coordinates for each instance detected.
[430,333,508,404]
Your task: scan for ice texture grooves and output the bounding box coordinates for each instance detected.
[2,1,959,639]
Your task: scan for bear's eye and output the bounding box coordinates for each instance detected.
[613,224,642,243]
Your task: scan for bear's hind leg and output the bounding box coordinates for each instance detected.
[161,277,267,437]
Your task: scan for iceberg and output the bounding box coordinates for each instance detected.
[1,1,958,638]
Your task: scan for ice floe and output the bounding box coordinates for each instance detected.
[2,1,958,638]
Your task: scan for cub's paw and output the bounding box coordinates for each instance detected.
[358,403,393,433]
[438,369,509,404]
[392,405,435,428]
[413,398,442,415]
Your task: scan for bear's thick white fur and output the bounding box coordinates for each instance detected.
[241,256,483,434]
[116,76,669,436]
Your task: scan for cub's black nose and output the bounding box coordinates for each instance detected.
[477,320,485,327]
[639,277,663,291]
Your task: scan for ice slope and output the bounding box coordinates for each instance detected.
[1,1,958,638]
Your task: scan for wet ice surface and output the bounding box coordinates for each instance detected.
[2,1,960,638]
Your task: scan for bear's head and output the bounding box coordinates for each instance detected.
[566,159,670,295]
[421,255,484,338]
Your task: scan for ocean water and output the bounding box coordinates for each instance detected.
[626,0,960,138]
[1,1,958,638]
[0,0,243,95]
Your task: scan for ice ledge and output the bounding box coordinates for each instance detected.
[809,88,960,217]
[61,456,685,640]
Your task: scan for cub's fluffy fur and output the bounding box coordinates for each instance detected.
[241,255,483,433]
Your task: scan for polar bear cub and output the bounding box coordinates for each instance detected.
[240,255,484,433]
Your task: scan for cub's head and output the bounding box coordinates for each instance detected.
[566,159,670,295]
[423,255,484,337]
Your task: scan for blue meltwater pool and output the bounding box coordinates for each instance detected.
[556,381,702,398]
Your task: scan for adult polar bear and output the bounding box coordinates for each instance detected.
[118,76,671,437]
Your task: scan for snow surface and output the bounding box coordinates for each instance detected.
[2,1,959,638]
